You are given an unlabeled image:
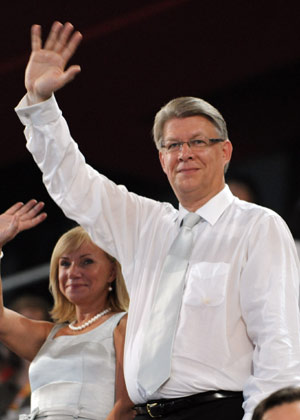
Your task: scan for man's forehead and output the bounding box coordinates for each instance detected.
[163,115,220,138]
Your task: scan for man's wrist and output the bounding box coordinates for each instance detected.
[0,251,3,259]
[27,91,51,106]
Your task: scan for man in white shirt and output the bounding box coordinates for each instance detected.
[15,22,300,420]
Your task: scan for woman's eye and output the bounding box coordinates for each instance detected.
[59,260,70,267]
[83,258,94,265]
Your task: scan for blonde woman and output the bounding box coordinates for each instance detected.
[0,201,134,420]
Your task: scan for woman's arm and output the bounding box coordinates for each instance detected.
[106,314,135,420]
[0,200,53,361]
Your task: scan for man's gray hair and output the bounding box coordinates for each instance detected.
[152,96,228,149]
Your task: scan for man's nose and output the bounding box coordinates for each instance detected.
[178,142,193,159]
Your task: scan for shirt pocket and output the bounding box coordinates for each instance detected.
[183,262,229,307]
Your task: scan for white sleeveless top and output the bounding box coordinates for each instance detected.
[28,312,126,419]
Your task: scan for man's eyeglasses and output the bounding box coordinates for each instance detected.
[161,138,225,153]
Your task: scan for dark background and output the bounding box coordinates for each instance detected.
[1,0,300,301]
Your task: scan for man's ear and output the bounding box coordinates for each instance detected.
[223,139,233,166]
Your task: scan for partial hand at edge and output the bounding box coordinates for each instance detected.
[25,21,83,104]
[0,200,47,248]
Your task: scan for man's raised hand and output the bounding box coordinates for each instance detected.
[25,21,82,104]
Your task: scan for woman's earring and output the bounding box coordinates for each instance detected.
[108,285,113,292]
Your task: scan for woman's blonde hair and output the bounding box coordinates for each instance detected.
[49,226,129,323]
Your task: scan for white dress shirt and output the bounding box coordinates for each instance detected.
[15,95,300,420]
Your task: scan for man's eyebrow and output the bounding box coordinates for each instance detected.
[164,132,207,142]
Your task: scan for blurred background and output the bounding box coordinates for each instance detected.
[0,0,300,305]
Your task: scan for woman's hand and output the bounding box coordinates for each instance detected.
[0,200,47,248]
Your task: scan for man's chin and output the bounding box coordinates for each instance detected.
[173,183,200,200]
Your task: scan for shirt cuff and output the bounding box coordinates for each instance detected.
[15,93,62,126]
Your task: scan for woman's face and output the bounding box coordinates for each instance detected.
[57,241,115,308]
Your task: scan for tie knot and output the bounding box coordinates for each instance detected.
[181,212,201,229]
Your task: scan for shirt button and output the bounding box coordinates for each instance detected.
[203,298,211,304]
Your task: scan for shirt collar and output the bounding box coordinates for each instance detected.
[178,184,234,226]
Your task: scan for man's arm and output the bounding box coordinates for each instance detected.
[16,22,172,287]
[25,21,82,105]
[240,212,300,420]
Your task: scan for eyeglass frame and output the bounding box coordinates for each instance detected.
[160,138,225,153]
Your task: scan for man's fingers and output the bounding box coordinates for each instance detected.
[28,21,82,94]
[61,65,81,86]
[31,24,42,51]
[44,21,64,51]
[52,22,75,54]
[61,30,83,62]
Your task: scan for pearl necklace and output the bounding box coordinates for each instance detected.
[68,307,111,331]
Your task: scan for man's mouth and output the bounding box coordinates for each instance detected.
[177,166,199,173]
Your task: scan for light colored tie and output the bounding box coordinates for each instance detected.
[137,212,201,398]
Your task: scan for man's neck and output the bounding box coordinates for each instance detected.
[178,184,225,212]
